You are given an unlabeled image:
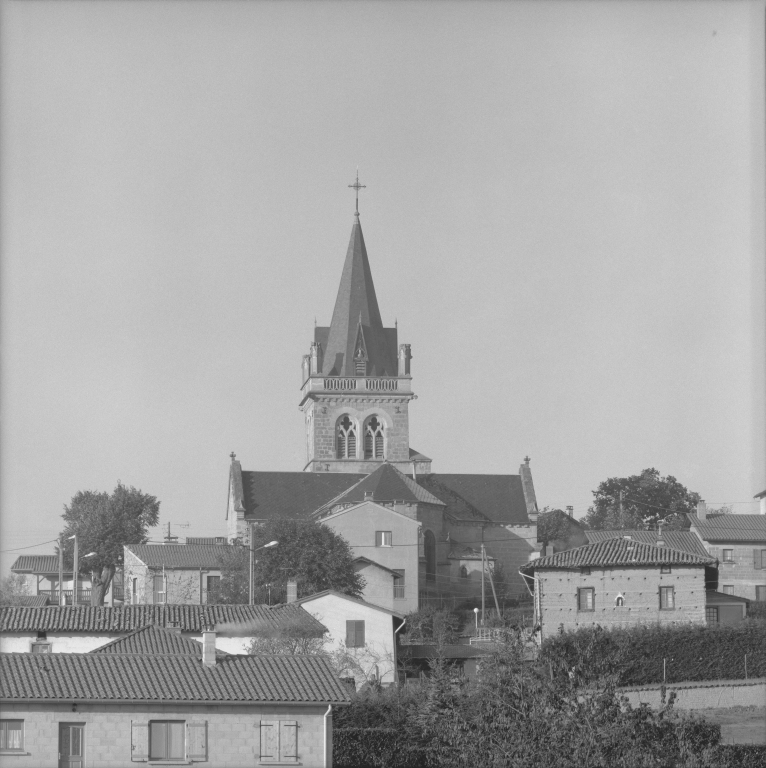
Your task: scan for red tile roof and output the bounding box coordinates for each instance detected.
[0,604,326,636]
[126,543,238,568]
[11,556,68,575]
[585,530,710,558]
[520,537,715,573]
[90,625,229,656]
[687,513,766,542]
[3,595,50,607]
[0,652,351,704]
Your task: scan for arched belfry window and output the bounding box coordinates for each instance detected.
[364,416,385,460]
[424,530,436,583]
[459,565,468,579]
[336,415,357,459]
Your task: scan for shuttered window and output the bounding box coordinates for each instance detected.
[756,586,766,602]
[186,722,207,761]
[755,549,766,570]
[153,575,166,605]
[393,569,405,599]
[259,720,298,763]
[336,416,357,459]
[346,620,365,648]
[577,587,594,611]
[149,721,184,760]
[659,586,675,610]
[364,417,384,459]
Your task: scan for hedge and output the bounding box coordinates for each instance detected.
[333,728,433,768]
[540,622,766,685]
[714,745,766,768]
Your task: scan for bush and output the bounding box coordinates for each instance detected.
[333,729,433,768]
[713,745,766,768]
[540,623,766,685]
[746,601,766,622]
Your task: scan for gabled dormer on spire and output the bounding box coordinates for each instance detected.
[353,315,368,376]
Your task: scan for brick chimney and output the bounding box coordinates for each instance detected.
[286,580,298,604]
[363,491,373,502]
[696,500,707,521]
[202,626,216,667]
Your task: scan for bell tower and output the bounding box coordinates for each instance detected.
[300,177,423,474]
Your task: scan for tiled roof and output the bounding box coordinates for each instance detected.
[5,595,50,607]
[520,537,715,574]
[0,604,326,636]
[418,474,530,525]
[353,557,397,575]
[11,555,68,575]
[687,513,766,542]
[126,544,238,568]
[409,448,432,462]
[90,625,229,656]
[447,544,485,561]
[295,590,405,619]
[318,217,398,377]
[705,590,750,605]
[585,530,710,558]
[0,653,351,704]
[316,464,444,513]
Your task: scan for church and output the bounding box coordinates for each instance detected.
[226,182,540,612]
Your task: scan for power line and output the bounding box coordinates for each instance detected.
[0,538,59,554]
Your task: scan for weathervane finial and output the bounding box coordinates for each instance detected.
[348,168,366,216]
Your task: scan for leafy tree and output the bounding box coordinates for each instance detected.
[59,482,160,605]
[212,519,364,604]
[402,606,463,646]
[0,573,31,605]
[244,616,328,656]
[584,468,700,531]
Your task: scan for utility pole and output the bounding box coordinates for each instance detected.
[249,523,254,606]
[619,490,625,520]
[481,539,486,627]
[486,554,501,615]
[71,534,79,605]
[58,536,64,606]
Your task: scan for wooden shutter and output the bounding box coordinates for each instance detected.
[280,721,299,760]
[755,549,763,570]
[131,721,149,762]
[345,621,355,646]
[186,722,207,761]
[259,721,278,760]
[355,621,365,647]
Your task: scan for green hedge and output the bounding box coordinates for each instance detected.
[714,745,766,768]
[333,728,433,768]
[540,623,766,685]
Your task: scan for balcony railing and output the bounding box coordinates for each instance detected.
[38,589,92,605]
[302,376,411,397]
[393,584,406,599]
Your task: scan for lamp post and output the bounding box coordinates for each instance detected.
[67,535,96,605]
[247,529,278,605]
[474,607,479,632]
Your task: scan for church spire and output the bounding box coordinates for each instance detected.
[348,169,366,217]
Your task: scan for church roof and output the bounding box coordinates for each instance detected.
[314,463,445,513]
[317,217,397,377]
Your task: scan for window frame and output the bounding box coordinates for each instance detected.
[393,569,405,600]
[705,606,719,624]
[30,641,52,654]
[375,531,392,547]
[336,415,358,460]
[345,620,365,648]
[577,587,595,612]
[0,720,24,753]
[722,585,734,595]
[259,720,299,764]
[148,720,186,762]
[722,549,734,563]
[659,586,675,610]
[756,586,766,602]
[660,565,671,574]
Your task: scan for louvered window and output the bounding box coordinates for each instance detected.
[355,359,366,375]
[659,586,675,610]
[346,620,365,648]
[577,587,594,611]
[364,416,384,459]
[336,416,357,459]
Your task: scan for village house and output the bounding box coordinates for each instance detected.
[687,501,766,603]
[9,555,114,606]
[294,590,405,687]
[0,626,349,768]
[520,537,716,640]
[0,604,326,655]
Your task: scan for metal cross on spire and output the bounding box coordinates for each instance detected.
[348,169,366,216]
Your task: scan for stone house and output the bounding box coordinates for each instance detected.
[123,543,241,605]
[687,503,766,602]
[294,590,405,688]
[0,604,326,655]
[0,627,349,768]
[520,537,716,640]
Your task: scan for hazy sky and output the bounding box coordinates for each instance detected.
[1,1,764,574]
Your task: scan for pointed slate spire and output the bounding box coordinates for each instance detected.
[323,217,395,376]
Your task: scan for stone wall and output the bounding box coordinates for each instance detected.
[620,678,766,710]
[705,543,766,601]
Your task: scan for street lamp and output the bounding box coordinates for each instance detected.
[248,537,278,605]
[474,607,479,632]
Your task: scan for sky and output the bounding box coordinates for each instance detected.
[1,1,764,575]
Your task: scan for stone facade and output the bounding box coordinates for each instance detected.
[0,701,334,768]
[534,564,708,640]
[698,542,766,602]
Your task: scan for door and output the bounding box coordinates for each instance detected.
[59,723,85,768]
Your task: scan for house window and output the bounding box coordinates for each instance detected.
[259,720,298,763]
[705,607,719,624]
[423,530,436,583]
[393,570,405,599]
[577,588,594,611]
[659,586,675,610]
[722,585,734,595]
[722,549,734,563]
[580,567,591,576]
[30,641,52,653]
[364,417,384,460]
[346,620,365,648]
[0,721,23,752]
[206,575,221,599]
[756,586,766,602]
[336,415,357,459]
[459,565,468,579]
[153,574,166,605]
[661,566,671,574]
[375,531,392,547]
[149,721,185,761]
[755,550,766,570]
[131,577,137,603]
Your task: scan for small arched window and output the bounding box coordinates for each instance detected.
[459,565,468,579]
[364,416,385,460]
[424,530,436,583]
[336,415,357,459]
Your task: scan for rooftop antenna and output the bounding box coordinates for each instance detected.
[348,168,366,216]
[163,521,191,544]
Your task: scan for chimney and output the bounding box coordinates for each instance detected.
[756,490,766,515]
[656,523,665,548]
[286,580,298,604]
[566,506,574,518]
[363,491,373,502]
[202,626,216,667]
[398,344,412,376]
[696,500,707,521]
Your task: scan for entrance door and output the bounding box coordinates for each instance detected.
[59,723,84,768]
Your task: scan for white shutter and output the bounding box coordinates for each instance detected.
[187,722,207,761]
[259,721,278,760]
[280,721,298,760]
[131,721,149,762]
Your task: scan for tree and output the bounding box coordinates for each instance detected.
[244,616,328,656]
[0,573,30,605]
[583,468,700,531]
[59,482,160,605]
[212,519,364,604]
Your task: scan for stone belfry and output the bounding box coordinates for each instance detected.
[300,176,429,475]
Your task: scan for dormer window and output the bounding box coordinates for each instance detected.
[336,415,357,459]
[364,416,384,460]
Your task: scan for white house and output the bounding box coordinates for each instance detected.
[294,590,405,687]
